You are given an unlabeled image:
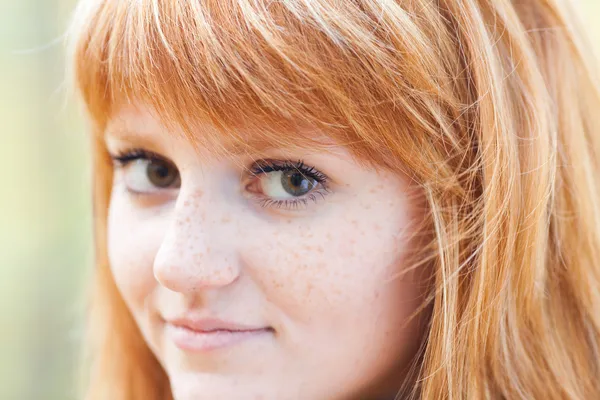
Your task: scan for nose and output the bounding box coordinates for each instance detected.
[153,190,240,293]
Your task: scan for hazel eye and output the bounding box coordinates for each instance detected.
[111,150,181,194]
[261,170,318,198]
[144,159,180,188]
[246,159,330,210]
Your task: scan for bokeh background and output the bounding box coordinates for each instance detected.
[0,1,599,399]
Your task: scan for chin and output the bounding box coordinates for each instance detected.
[168,371,274,400]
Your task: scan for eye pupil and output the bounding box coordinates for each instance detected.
[281,171,316,196]
[147,160,179,188]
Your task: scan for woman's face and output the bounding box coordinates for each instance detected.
[105,104,430,400]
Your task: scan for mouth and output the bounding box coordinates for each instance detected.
[165,317,274,352]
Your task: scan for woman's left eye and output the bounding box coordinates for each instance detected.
[262,170,318,197]
[246,160,330,210]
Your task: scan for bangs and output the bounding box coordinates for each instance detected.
[69,0,465,174]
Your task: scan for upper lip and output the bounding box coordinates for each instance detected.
[167,317,269,333]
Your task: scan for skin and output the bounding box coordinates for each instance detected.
[105,104,430,400]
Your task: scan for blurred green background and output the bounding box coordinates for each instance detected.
[0,1,598,399]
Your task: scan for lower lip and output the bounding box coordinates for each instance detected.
[166,324,272,352]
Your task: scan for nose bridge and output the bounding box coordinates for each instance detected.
[153,187,239,293]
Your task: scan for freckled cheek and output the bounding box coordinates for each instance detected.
[243,224,390,321]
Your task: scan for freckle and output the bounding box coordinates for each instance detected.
[286,219,292,224]
[351,220,358,226]
[185,217,190,223]
[317,246,324,253]
[221,215,231,223]
[304,282,314,298]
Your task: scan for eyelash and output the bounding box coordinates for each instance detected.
[109,149,331,210]
[111,148,163,166]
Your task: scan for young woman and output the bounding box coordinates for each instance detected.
[67,0,600,399]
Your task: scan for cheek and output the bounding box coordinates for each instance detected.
[239,189,428,392]
[106,195,165,313]
[242,194,424,330]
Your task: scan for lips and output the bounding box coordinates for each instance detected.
[169,317,268,333]
[165,317,273,352]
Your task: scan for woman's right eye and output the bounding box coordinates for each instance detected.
[111,150,181,194]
